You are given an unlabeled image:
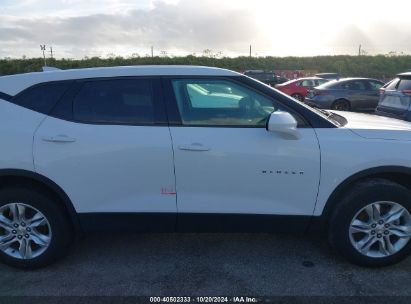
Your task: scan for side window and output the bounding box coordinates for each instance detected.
[73,79,155,124]
[398,79,411,91]
[300,80,315,87]
[172,79,283,127]
[12,82,71,114]
[367,81,383,90]
[343,81,366,90]
[315,79,328,86]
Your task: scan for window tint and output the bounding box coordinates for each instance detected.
[367,81,383,90]
[172,79,282,126]
[12,82,71,114]
[73,79,155,124]
[398,79,411,91]
[342,81,367,90]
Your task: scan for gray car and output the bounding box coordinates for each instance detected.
[375,72,411,121]
[305,78,384,111]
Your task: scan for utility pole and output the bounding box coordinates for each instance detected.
[358,44,362,56]
[249,45,252,58]
[40,45,47,66]
[49,46,53,59]
[151,46,154,58]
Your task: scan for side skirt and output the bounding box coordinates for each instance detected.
[78,213,315,234]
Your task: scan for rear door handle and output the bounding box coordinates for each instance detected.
[42,135,76,143]
[178,143,210,151]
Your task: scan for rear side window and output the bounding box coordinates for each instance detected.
[73,79,155,124]
[300,80,315,87]
[398,79,411,91]
[11,82,71,114]
[314,79,328,86]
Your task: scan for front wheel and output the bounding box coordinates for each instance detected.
[329,179,411,267]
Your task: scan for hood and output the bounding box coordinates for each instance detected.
[331,110,411,141]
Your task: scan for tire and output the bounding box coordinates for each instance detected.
[331,99,351,111]
[0,187,73,269]
[291,93,304,101]
[329,179,411,267]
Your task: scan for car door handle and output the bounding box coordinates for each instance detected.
[42,135,76,143]
[178,143,210,151]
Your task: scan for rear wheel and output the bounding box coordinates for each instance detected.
[331,99,351,111]
[329,179,411,267]
[0,187,73,269]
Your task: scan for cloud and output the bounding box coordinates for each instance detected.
[0,0,266,58]
[326,23,411,55]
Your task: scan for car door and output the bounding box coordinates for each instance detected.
[363,80,383,110]
[343,80,368,110]
[33,78,177,217]
[165,77,321,217]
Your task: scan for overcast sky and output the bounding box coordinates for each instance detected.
[0,0,410,58]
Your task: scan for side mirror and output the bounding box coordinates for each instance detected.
[266,111,300,139]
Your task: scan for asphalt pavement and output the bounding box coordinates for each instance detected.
[0,232,410,297]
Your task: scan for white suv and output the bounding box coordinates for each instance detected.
[1,65,411,269]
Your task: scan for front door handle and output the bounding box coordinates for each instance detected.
[42,135,76,143]
[178,143,210,151]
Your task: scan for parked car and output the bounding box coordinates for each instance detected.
[1,66,411,269]
[375,72,411,121]
[305,78,384,111]
[275,77,329,101]
[315,73,340,81]
[244,70,288,86]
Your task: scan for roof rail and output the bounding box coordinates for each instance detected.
[42,66,61,72]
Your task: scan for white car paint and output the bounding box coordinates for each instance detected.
[33,116,177,213]
[313,111,411,216]
[170,127,320,215]
[0,101,44,171]
[334,110,411,140]
[1,65,411,219]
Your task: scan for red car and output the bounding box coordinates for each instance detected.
[275,77,329,101]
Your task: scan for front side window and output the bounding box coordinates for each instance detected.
[342,81,367,90]
[172,79,280,127]
[73,79,155,124]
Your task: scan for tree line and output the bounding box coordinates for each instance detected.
[0,55,410,80]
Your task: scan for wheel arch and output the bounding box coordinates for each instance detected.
[332,98,351,109]
[321,166,411,223]
[0,169,81,234]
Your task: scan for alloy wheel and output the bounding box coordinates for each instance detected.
[0,203,52,259]
[349,201,411,258]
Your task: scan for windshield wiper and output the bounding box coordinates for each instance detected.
[315,108,344,126]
